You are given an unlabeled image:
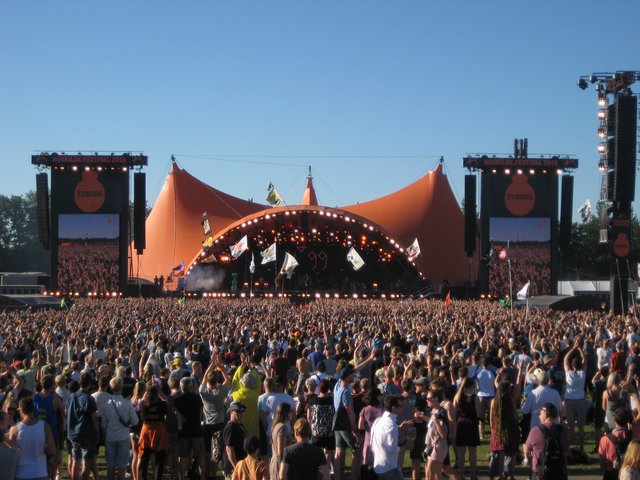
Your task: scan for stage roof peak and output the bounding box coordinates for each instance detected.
[302,166,318,206]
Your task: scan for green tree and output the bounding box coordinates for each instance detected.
[0,192,49,272]
[561,214,640,280]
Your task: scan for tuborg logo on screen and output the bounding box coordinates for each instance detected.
[504,174,535,216]
[74,171,105,212]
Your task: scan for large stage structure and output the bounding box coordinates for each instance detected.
[464,140,578,298]
[32,153,148,295]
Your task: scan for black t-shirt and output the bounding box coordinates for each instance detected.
[282,441,326,480]
[173,392,203,438]
[222,421,247,474]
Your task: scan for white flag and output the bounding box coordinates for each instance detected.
[261,243,276,264]
[266,182,284,207]
[406,238,421,262]
[578,199,592,222]
[346,247,365,271]
[249,253,255,274]
[280,252,299,279]
[229,235,248,259]
[516,281,530,301]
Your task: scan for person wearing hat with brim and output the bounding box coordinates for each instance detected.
[222,401,248,480]
[231,353,261,439]
[523,403,570,480]
[521,367,562,432]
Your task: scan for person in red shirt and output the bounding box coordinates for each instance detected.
[612,342,628,377]
[599,408,632,480]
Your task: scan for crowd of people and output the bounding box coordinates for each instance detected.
[2,297,640,480]
[57,242,120,294]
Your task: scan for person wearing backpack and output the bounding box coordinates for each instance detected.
[523,403,570,480]
[598,407,631,480]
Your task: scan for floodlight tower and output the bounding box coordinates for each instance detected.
[578,71,640,315]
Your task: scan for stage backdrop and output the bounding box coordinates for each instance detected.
[51,169,129,293]
[480,171,558,297]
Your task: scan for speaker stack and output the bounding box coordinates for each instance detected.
[559,175,573,251]
[35,173,50,250]
[133,172,146,254]
[464,174,477,257]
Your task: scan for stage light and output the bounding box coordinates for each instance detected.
[72,166,78,171]
[556,169,563,175]
[598,109,607,120]
[504,169,511,174]
[598,161,606,172]
[517,169,523,174]
[85,166,90,171]
[334,293,340,298]
[492,169,497,174]
[598,142,606,154]
[353,294,358,299]
[529,169,535,175]
[240,293,246,298]
[97,166,102,171]
[345,216,350,222]
[122,167,128,172]
[577,78,588,90]
[598,93,608,107]
[598,127,606,138]
[265,214,271,219]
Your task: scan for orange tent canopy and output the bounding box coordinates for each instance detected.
[135,162,477,287]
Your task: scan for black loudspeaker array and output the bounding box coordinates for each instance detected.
[133,172,146,254]
[35,173,50,250]
[464,174,476,257]
[614,95,637,203]
[559,175,573,251]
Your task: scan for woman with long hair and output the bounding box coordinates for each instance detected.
[425,388,450,480]
[308,379,336,472]
[357,386,384,479]
[453,377,480,480]
[488,381,519,480]
[620,438,640,480]
[602,372,630,430]
[129,381,146,480]
[137,385,168,480]
[269,401,294,480]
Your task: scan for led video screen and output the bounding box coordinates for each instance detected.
[488,217,551,297]
[57,214,120,293]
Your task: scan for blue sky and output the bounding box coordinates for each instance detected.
[1,1,638,216]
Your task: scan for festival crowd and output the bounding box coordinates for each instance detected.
[2,297,640,480]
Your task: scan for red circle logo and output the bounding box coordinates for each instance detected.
[504,174,535,216]
[74,171,105,212]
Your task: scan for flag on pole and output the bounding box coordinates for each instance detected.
[261,243,277,264]
[407,238,421,262]
[200,253,217,264]
[172,262,185,272]
[346,247,365,271]
[250,253,256,274]
[280,252,299,279]
[266,183,285,207]
[578,199,592,222]
[516,281,530,301]
[229,235,248,259]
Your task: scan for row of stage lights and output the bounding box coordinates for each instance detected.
[44,291,122,297]
[481,168,564,175]
[193,292,409,299]
[51,166,129,172]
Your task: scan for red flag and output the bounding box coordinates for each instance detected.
[445,292,451,307]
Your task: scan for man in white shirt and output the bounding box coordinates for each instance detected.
[101,377,139,480]
[563,340,588,450]
[371,395,411,480]
[522,369,563,430]
[596,339,612,370]
[257,377,295,444]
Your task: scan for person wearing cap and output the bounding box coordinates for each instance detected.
[333,364,362,480]
[168,357,190,383]
[521,367,562,431]
[223,401,248,480]
[523,403,570,480]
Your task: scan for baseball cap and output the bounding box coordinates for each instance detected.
[228,401,247,413]
[172,357,183,366]
[339,365,356,381]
